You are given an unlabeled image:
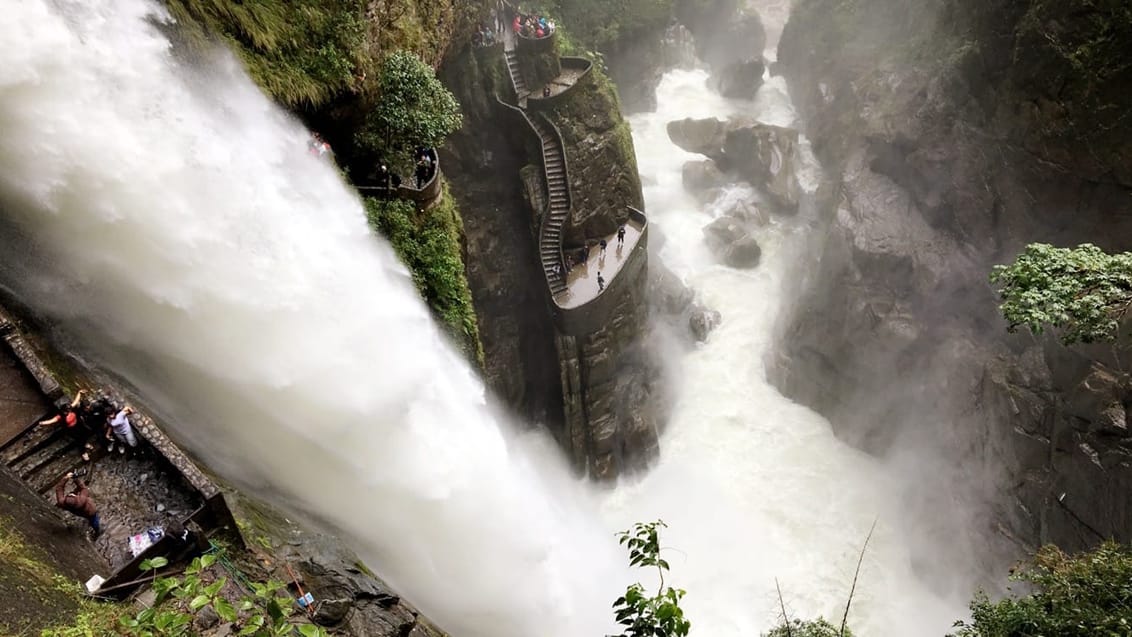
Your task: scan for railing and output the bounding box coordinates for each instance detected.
[516,28,557,53]
[494,96,567,292]
[550,206,649,335]
[526,56,594,110]
[356,153,443,204]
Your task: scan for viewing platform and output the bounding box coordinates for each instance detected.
[556,216,646,309]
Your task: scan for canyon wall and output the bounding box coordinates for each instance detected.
[771,0,1132,575]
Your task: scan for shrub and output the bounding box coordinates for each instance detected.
[356,51,463,164]
[764,618,853,637]
[364,191,483,364]
[950,542,1132,637]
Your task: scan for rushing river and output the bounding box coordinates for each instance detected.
[0,1,966,635]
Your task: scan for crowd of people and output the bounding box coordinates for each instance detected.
[513,11,555,39]
[472,22,498,47]
[39,389,142,538]
[373,147,438,193]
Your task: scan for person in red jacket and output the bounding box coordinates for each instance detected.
[55,472,101,537]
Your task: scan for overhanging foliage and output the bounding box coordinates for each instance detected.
[990,243,1132,344]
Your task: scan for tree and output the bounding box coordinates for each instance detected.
[990,243,1132,344]
[356,51,463,163]
[612,520,691,637]
[950,542,1132,637]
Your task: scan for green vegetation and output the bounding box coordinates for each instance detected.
[43,554,328,637]
[164,0,369,107]
[612,520,691,637]
[355,51,464,168]
[990,243,1132,344]
[764,618,853,637]
[365,190,483,364]
[950,542,1132,637]
[528,0,674,50]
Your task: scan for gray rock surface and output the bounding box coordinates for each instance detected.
[772,0,1132,576]
[712,59,766,100]
[682,160,729,200]
[689,309,723,342]
[668,117,801,212]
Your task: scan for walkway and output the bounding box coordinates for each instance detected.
[499,17,646,308]
[555,218,645,309]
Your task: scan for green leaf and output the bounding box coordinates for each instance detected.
[200,553,218,569]
[214,598,238,623]
[189,595,211,612]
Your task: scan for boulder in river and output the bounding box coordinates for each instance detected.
[712,59,766,100]
[689,308,723,342]
[682,159,729,201]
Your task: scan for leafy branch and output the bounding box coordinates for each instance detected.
[612,520,690,637]
[990,243,1132,344]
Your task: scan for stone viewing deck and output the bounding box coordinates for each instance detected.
[556,217,645,309]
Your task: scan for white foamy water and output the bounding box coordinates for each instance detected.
[0,2,968,635]
[604,69,968,635]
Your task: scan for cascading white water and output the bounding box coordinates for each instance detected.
[0,1,971,635]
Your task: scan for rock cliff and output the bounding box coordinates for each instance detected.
[441,41,662,479]
[772,0,1132,575]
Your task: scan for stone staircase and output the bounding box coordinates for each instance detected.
[503,47,528,106]
[530,115,569,295]
[1,422,87,496]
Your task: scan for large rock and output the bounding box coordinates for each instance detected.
[771,0,1132,578]
[702,217,761,268]
[723,235,762,268]
[689,309,723,342]
[712,59,766,100]
[722,121,801,212]
[682,160,728,200]
[667,118,726,159]
[668,117,802,212]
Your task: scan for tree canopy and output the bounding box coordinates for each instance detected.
[356,50,463,162]
[990,243,1132,344]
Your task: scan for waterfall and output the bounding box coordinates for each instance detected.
[0,1,968,635]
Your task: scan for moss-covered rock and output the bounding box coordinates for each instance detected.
[550,63,644,243]
[364,189,484,366]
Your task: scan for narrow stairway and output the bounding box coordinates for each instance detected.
[503,48,528,106]
[529,116,569,295]
[1,421,87,496]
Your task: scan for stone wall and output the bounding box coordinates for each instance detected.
[555,258,659,479]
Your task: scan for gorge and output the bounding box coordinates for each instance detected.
[0,0,1129,636]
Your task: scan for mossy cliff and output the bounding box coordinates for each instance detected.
[771,0,1132,584]
[441,27,662,479]
[544,59,644,244]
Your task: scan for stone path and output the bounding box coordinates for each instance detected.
[555,219,645,309]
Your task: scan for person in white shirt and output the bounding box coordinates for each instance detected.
[106,406,138,453]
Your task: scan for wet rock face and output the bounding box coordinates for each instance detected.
[551,68,645,243]
[682,159,729,201]
[712,59,766,100]
[689,308,723,342]
[557,260,662,479]
[668,117,801,212]
[772,0,1132,561]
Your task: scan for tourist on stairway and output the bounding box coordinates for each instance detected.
[55,471,101,538]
